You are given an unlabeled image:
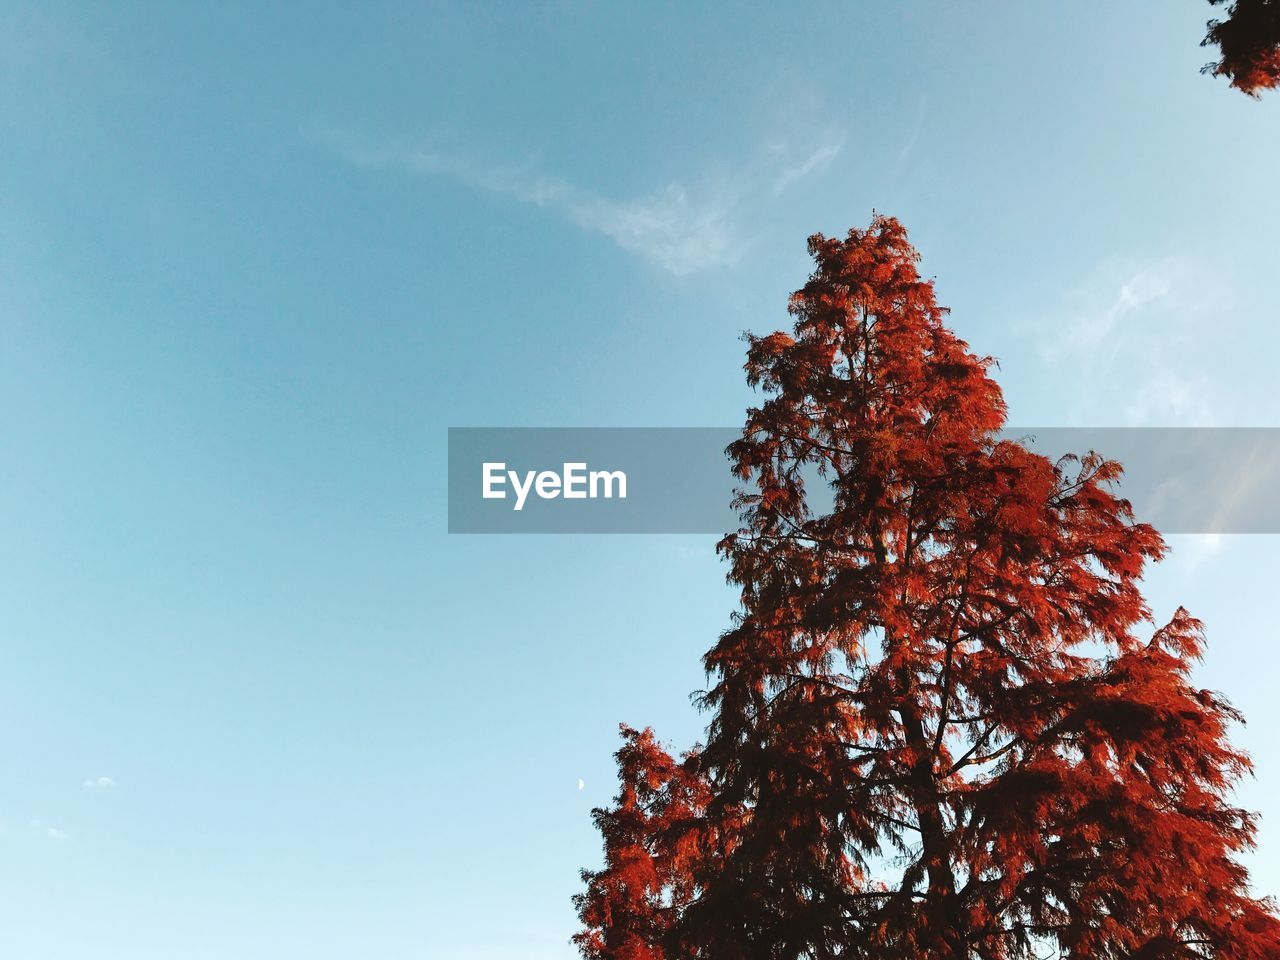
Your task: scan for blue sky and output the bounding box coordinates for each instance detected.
[2,2,1279,957]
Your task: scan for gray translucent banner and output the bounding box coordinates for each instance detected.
[447,428,1280,534]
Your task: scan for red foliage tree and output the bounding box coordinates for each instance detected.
[576,216,1280,959]
[574,726,709,960]
[1203,0,1280,96]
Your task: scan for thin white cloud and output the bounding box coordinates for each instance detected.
[896,94,929,165]
[82,776,116,789]
[1122,366,1216,427]
[567,183,741,275]
[771,136,845,195]
[322,129,843,276]
[25,818,72,842]
[1033,257,1224,426]
[1168,533,1227,573]
[1042,260,1183,360]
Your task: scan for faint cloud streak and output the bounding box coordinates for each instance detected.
[321,128,844,276]
[770,136,844,195]
[1034,257,1224,426]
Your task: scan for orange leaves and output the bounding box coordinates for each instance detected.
[574,727,710,960]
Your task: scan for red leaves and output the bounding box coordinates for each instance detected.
[575,217,1280,959]
[573,727,709,960]
[1204,0,1280,96]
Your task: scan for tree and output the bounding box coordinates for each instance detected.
[1203,0,1280,96]
[575,215,1280,959]
[573,726,709,960]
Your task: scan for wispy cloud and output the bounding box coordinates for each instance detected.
[1168,533,1227,573]
[769,137,845,195]
[1188,532,1226,569]
[321,128,844,275]
[1034,257,1225,426]
[82,776,116,789]
[896,94,929,165]
[29,819,69,841]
